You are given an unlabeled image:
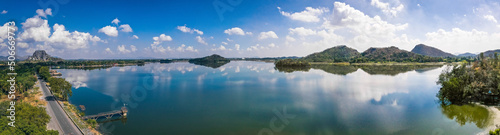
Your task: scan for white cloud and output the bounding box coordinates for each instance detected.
[105,48,113,54]
[235,44,240,51]
[196,36,208,45]
[289,27,317,36]
[484,15,498,23]
[258,31,278,40]
[1,10,7,14]
[119,24,133,32]
[152,34,172,45]
[177,25,203,35]
[112,18,120,25]
[130,45,137,52]
[370,0,404,17]
[221,41,228,45]
[423,28,500,53]
[176,44,198,52]
[117,45,131,53]
[48,24,101,49]
[36,8,52,18]
[286,36,296,42]
[98,26,118,37]
[278,7,329,22]
[132,35,139,39]
[224,27,250,35]
[227,38,233,42]
[20,16,51,42]
[268,43,276,48]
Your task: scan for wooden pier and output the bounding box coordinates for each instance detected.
[82,107,128,120]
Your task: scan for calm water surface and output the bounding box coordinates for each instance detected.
[56,61,490,135]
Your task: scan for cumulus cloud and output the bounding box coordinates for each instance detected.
[224,27,251,35]
[117,45,131,53]
[176,44,198,52]
[278,7,329,22]
[235,44,240,51]
[423,28,500,53]
[18,15,101,50]
[484,15,498,23]
[132,35,139,39]
[130,45,137,52]
[98,26,118,37]
[196,36,208,45]
[36,8,52,18]
[119,24,133,32]
[258,31,278,40]
[289,27,317,36]
[177,25,203,35]
[105,48,113,54]
[149,34,173,53]
[1,10,7,14]
[112,18,120,25]
[370,0,404,17]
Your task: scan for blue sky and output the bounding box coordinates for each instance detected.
[1,0,499,59]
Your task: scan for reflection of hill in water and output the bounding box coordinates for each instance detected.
[356,65,442,76]
[52,66,112,71]
[275,66,311,73]
[275,64,442,76]
[190,61,230,69]
[440,104,491,128]
[311,65,358,75]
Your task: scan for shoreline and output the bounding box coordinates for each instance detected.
[477,104,500,135]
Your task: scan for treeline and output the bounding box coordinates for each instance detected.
[0,64,37,95]
[0,102,58,134]
[437,53,500,105]
[275,59,310,67]
[27,59,147,67]
[38,66,72,101]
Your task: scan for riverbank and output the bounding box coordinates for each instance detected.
[308,62,452,66]
[477,104,500,135]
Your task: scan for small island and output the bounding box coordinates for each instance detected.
[188,54,230,68]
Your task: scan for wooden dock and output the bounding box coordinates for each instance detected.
[82,107,128,120]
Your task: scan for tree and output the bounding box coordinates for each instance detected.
[0,102,58,134]
[48,78,73,100]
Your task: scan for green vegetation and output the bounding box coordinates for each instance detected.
[303,45,360,62]
[440,104,490,129]
[437,52,500,105]
[48,78,72,101]
[86,119,98,128]
[275,59,310,67]
[0,102,58,135]
[189,54,230,68]
[491,128,500,135]
[0,64,37,95]
[411,44,455,57]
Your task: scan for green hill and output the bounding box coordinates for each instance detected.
[411,44,454,57]
[188,54,230,68]
[302,45,360,62]
[360,46,422,62]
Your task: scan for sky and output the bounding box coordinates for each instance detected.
[0,0,499,59]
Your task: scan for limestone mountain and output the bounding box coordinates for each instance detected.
[27,50,63,61]
[411,44,454,57]
[302,45,360,62]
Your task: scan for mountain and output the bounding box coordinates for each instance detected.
[457,53,477,57]
[361,46,420,61]
[26,50,63,61]
[188,54,230,68]
[411,44,454,57]
[303,45,360,62]
[483,49,500,57]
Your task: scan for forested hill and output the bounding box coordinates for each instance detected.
[360,46,423,62]
[411,44,455,57]
[302,45,360,62]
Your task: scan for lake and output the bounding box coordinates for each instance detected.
[56,61,491,135]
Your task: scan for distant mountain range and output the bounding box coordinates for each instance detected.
[410,44,454,57]
[483,49,500,57]
[457,53,477,57]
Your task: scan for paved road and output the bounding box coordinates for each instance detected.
[38,77,82,135]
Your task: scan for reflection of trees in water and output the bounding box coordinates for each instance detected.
[311,65,358,75]
[440,104,491,128]
[274,64,442,76]
[356,65,442,76]
[189,61,230,69]
[275,66,311,73]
